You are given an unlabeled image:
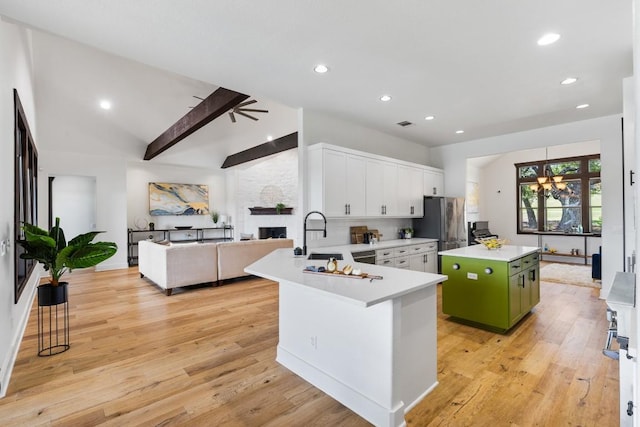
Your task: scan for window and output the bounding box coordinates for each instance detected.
[14,89,38,303]
[515,154,600,234]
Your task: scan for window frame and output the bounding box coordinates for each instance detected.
[14,89,38,303]
[515,153,600,235]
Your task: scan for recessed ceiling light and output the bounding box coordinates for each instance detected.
[424,115,435,121]
[576,104,590,109]
[99,100,112,110]
[537,33,560,46]
[380,95,392,102]
[314,64,329,74]
[455,130,464,134]
[561,77,578,85]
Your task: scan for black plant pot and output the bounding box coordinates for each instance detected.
[38,282,68,306]
[37,282,70,356]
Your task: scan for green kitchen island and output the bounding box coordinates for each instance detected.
[439,245,541,332]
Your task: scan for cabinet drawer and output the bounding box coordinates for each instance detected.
[394,247,411,257]
[508,258,523,275]
[376,249,395,260]
[377,257,395,267]
[521,252,540,268]
[394,257,410,269]
[406,244,429,255]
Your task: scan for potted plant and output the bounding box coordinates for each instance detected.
[211,210,220,225]
[275,203,286,214]
[403,227,414,239]
[17,217,118,303]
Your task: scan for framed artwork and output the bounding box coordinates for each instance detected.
[149,182,209,216]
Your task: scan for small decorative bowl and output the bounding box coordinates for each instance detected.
[476,237,507,250]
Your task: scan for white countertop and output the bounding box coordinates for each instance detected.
[245,248,447,307]
[438,245,540,262]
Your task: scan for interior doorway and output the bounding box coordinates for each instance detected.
[48,175,97,239]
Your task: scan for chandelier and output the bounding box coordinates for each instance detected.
[528,147,568,196]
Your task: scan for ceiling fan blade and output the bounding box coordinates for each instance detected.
[238,108,269,113]
[236,99,257,108]
[228,112,236,123]
[236,111,259,121]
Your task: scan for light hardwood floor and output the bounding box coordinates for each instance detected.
[0,267,618,426]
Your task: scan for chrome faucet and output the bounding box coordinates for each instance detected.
[303,211,327,255]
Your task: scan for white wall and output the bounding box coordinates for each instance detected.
[38,151,129,271]
[301,110,431,165]
[51,175,97,239]
[0,20,39,398]
[127,161,226,230]
[431,115,623,297]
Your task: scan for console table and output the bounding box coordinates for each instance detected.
[127,226,234,266]
[535,232,601,265]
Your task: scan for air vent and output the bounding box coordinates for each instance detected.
[397,121,413,127]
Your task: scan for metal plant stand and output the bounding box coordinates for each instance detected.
[37,283,70,356]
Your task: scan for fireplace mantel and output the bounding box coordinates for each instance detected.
[249,207,293,215]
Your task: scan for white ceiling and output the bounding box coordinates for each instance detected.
[0,0,633,164]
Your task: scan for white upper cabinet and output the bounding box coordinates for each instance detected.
[308,144,443,218]
[308,147,366,217]
[423,169,444,196]
[366,158,398,216]
[398,165,424,217]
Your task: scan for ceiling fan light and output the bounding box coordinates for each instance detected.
[552,175,563,183]
[556,182,567,190]
[537,176,548,184]
[542,182,553,190]
[529,184,540,191]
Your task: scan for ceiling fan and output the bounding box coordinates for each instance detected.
[228,99,269,123]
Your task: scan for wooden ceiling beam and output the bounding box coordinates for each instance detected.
[221,132,298,168]
[144,87,249,160]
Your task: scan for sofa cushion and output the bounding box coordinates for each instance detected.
[217,238,293,281]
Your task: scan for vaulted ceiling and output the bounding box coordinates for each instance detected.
[0,1,633,168]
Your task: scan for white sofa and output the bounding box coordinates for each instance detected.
[138,238,294,295]
[138,241,218,296]
[217,238,293,281]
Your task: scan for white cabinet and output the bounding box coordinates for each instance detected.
[308,144,443,218]
[424,169,444,196]
[406,242,438,273]
[366,159,398,216]
[398,165,424,217]
[308,147,366,217]
[376,242,438,274]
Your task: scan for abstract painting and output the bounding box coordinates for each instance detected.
[149,183,209,216]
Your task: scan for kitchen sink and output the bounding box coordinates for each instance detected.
[307,252,343,260]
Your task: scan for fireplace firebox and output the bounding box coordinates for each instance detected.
[259,227,287,239]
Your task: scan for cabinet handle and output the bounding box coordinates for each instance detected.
[631,170,635,186]
[521,275,525,288]
[345,204,348,215]
[432,187,437,195]
[425,254,428,263]
[530,269,536,281]
[348,204,351,215]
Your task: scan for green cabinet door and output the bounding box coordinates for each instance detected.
[442,256,510,330]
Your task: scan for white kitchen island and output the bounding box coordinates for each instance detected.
[245,248,447,427]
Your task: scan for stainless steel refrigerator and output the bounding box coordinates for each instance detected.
[412,196,467,271]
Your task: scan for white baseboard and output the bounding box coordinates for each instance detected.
[0,271,39,399]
